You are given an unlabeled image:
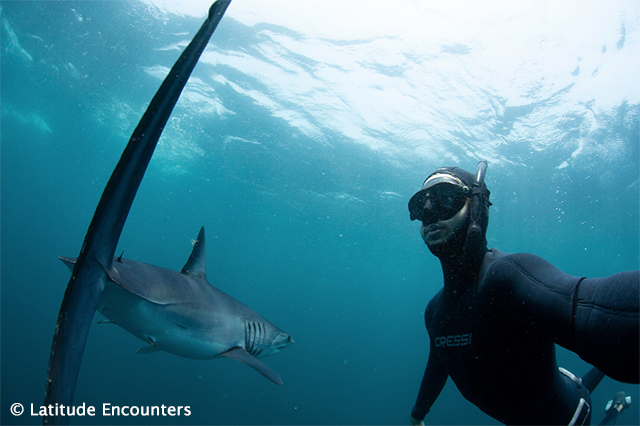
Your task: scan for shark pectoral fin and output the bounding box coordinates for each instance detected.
[221,347,284,386]
[137,346,161,355]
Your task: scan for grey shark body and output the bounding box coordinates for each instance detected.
[60,227,292,385]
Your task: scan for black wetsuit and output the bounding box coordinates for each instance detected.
[411,248,639,425]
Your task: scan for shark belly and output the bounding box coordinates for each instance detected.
[98,280,241,360]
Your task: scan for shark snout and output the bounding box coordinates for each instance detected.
[276,333,294,349]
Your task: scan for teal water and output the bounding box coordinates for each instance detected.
[1,1,638,425]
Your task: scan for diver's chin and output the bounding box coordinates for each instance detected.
[424,224,467,258]
[425,233,450,250]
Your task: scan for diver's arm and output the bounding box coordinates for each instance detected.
[486,253,639,383]
[573,271,639,383]
[411,343,448,423]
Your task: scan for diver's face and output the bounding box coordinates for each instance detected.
[420,199,470,248]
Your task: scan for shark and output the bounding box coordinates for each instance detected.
[43,1,292,424]
[59,227,293,384]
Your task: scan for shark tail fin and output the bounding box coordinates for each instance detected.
[221,347,284,386]
[44,3,232,422]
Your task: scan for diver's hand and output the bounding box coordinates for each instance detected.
[410,415,425,426]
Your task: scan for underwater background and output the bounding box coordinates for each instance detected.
[1,1,638,424]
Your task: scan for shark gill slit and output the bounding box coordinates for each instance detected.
[245,321,263,356]
[244,321,252,354]
[253,322,260,356]
[258,322,265,355]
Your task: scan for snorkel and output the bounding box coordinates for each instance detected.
[468,160,489,242]
[462,160,491,273]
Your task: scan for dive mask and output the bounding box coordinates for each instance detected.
[409,173,470,224]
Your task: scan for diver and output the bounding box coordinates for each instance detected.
[407,162,639,425]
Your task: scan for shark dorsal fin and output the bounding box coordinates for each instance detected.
[180,227,206,279]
